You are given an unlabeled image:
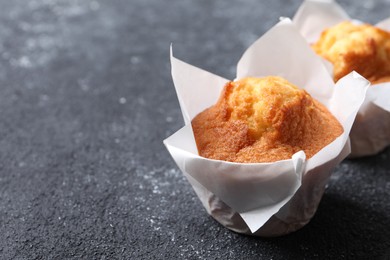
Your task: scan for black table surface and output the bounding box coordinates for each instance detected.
[0,0,389,259]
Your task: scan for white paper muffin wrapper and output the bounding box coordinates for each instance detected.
[164,19,369,236]
[293,0,390,157]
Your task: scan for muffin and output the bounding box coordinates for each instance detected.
[165,18,369,236]
[192,76,343,163]
[312,21,390,83]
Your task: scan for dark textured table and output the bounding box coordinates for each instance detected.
[0,0,389,259]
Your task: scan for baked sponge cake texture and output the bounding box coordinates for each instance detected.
[312,21,390,84]
[192,76,343,163]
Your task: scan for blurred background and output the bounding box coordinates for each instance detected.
[0,0,389,258]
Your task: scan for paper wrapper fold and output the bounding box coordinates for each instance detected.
[293,0,390,157]
[164,19,369,236]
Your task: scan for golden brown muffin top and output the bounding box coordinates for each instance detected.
[312,21,390,84]
[191,76,343,163]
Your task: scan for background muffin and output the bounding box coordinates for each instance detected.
[312,21,390,83]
